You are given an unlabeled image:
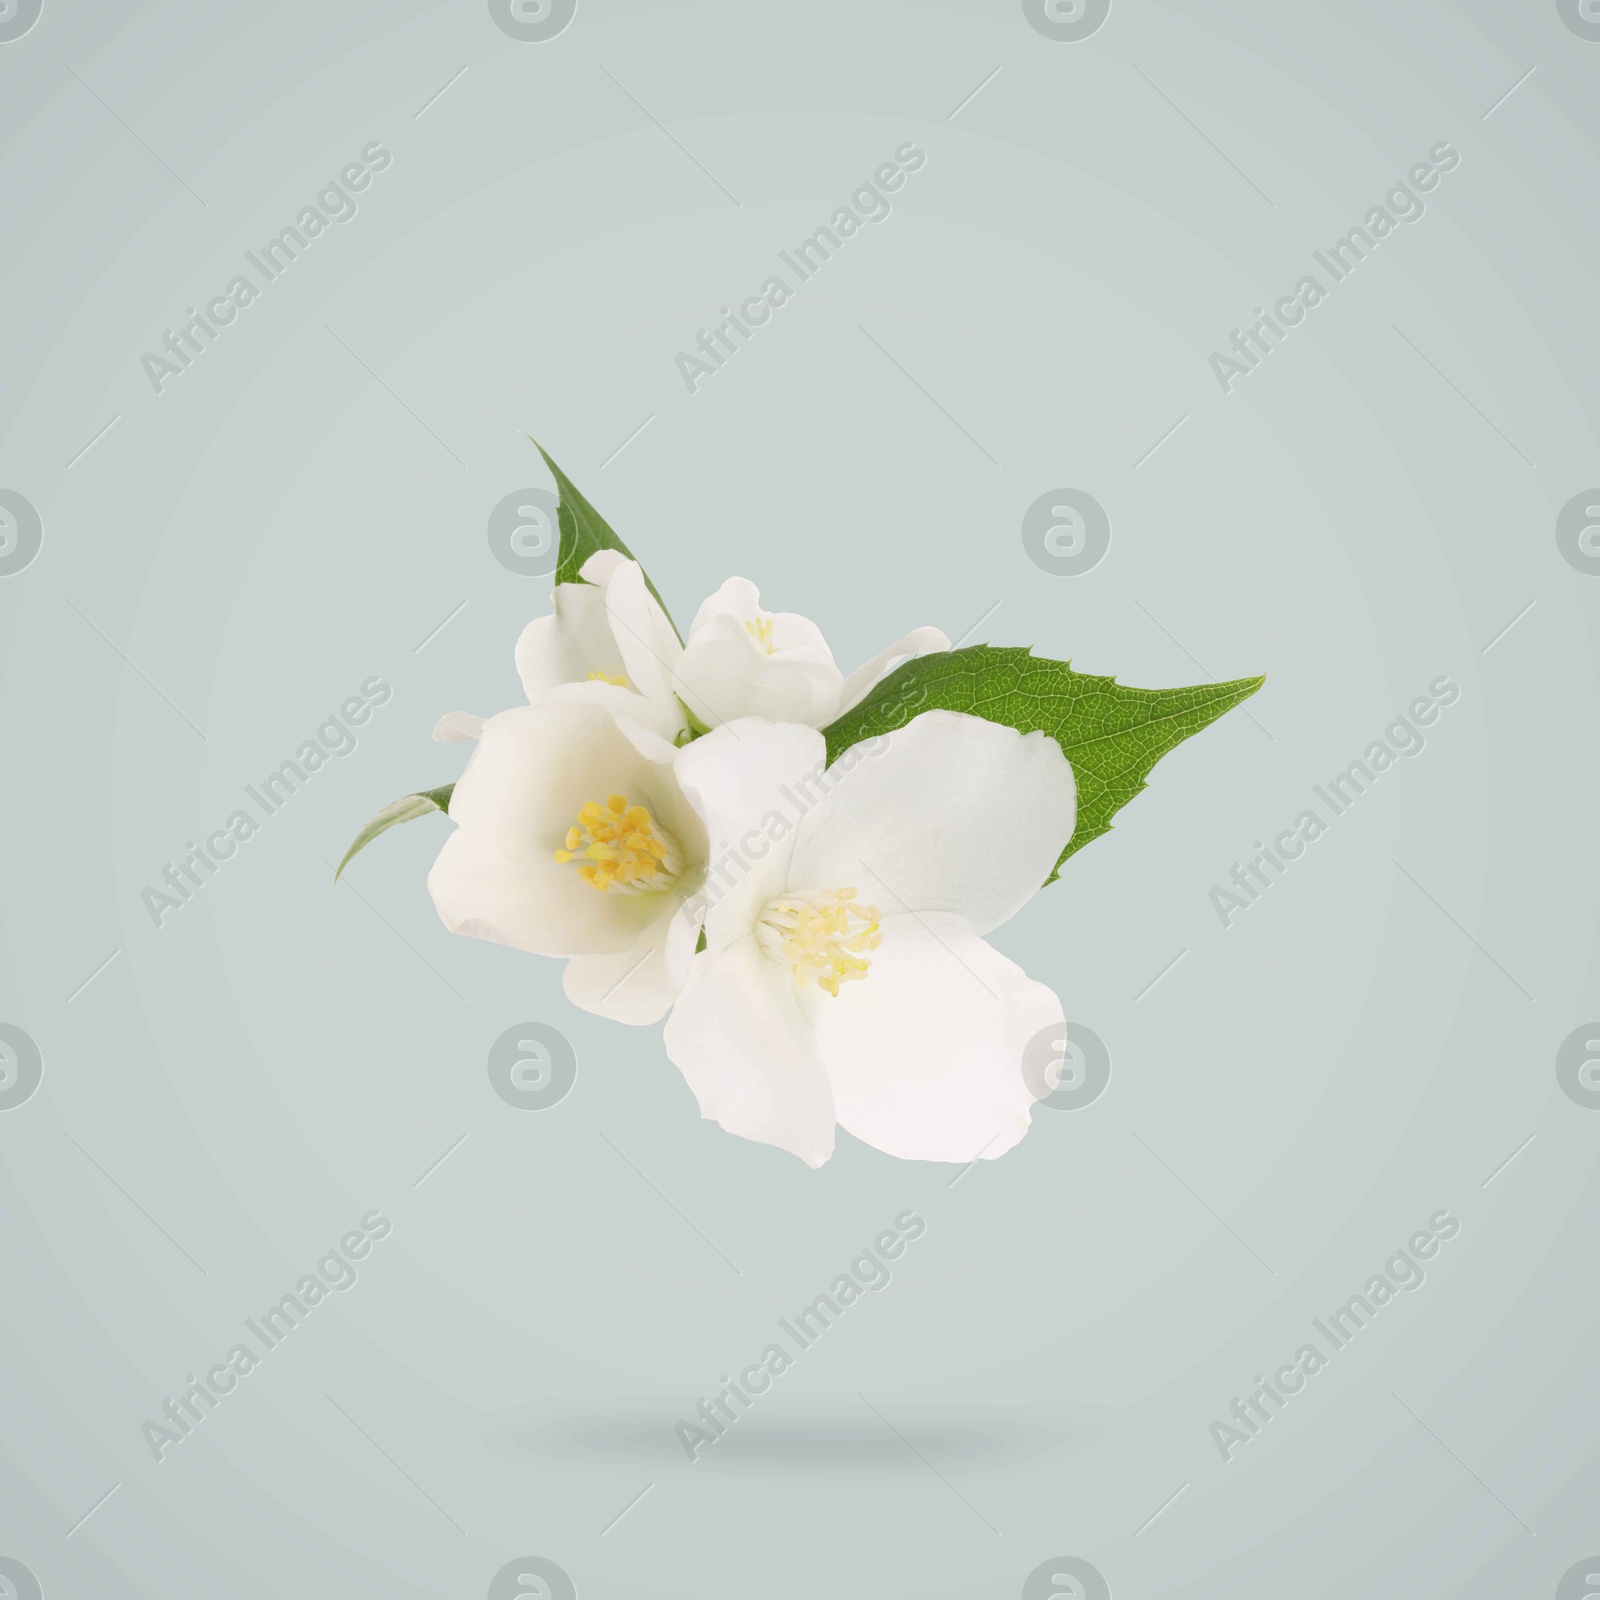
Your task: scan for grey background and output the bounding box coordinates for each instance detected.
[1,0,1597,1595]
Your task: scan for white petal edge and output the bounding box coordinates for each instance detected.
[541,677,684,744]
[446,704,667,854]
[837,625,951,716]
[433,711,485,743]
[809,912,1062,1163]
[685,575,763,637]
[789,710,1076,936]
[662,937,836,1167]
[428,827,665,956]
[578,549,630,586]
[674,611,842,727]
[515,584,621,704]
[562,894,703,1025]
[602,556,682,715]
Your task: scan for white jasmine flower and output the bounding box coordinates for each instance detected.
[672,576,948,729]
[427,703,708,1024]
[662,712,1075,1165]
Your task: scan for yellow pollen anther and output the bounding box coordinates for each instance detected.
[587,670,629,686]
[745,615,776,655]
[556,794,681,894]
[757,888,882,995]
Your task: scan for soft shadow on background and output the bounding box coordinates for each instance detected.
[495,1399,1104,1476]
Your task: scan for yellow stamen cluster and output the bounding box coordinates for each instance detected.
[587,670,629,686]
[555,794,680,893]
[757,888,882,996]
[745,616,776,655]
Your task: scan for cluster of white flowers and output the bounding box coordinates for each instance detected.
[425,551,1078,1168]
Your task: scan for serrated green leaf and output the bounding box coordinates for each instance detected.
[335,785,455,880]
[528,437,680,641]
[821,646,1263,882]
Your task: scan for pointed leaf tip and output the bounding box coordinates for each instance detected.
[530,437,680,639]
[335,785,454,880]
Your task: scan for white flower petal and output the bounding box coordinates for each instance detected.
[674,615,841,727]
[563,898,702,1025]
[672,720,822,946]
[609,718,707,863]
[765,608,834,659]
[810,912,1061,1163]
[685,575,760,636]
[789,710,1075,936]
[433,711,485,743]
[444,704,695,860]
[674,577,842,727]
[837,625,951,715]
[577,549,629,585]
[446,705,628,851]
[515,555,685,740]
[515,584,621,703]
[542,677,684,743]
[428,828,662,955]
[663,937,836,1167]
[602,556,682,715]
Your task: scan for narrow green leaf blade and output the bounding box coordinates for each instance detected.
[335,784,455,880]
[529,438,679,640]
[821,646,1263,882]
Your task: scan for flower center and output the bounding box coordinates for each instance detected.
[745,616,776,655]
[555,794,681,894]
[587,670,629,686]
[756,887,882,996]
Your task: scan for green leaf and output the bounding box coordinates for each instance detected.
[335,785,454,880]
[821,646,1263,883]
[678,700,712,741]
[528,437,680,641]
